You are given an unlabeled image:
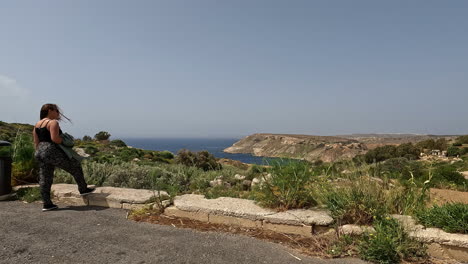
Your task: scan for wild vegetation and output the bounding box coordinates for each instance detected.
[2,121,467,264]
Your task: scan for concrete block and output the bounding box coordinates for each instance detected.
[209,214,262,228]
[313,225,334,235]
[262,221,313,237]
[88,195,122,209]
[442,244,468,263]
[164,207,209,222]
[55,196,88,206]
[427,243,468,263]
[122,203,148,211]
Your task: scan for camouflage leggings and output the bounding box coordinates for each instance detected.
[35,142,88,205]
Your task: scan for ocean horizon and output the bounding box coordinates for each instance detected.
[121,137,284,165]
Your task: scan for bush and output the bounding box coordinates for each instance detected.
[94,131,111,141]
[157,151,174,160]
[416,203,468,234]
[447,146,461,157]
[15,187,42,203]
[365,145,398,163]
[416,139,448,152]
[365,144,420,163]
[84,145,99,155]
[359,217,427,264]
[432,165,466,187]
[251,161,318,210]
[110,139,127,148]
[175,149,221,171]
[82,135,92,141]
[380,158,410,176]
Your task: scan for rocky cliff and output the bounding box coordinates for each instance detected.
[224,133,368,162]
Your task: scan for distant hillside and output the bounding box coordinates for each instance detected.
[338,134,458,149]
[224,133,368,162]
[223,133,459,162]
[0,121,34,143]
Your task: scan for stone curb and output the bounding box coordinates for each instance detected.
[169,194,335,237]
[392,214,468,262]
[50,184,167,210]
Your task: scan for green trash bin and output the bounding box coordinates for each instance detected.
[0,141,13,198]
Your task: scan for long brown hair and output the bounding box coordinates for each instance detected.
[39,104,71,122]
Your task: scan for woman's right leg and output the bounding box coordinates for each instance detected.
[38,162,55,205]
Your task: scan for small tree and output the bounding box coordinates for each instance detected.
[94,131,111,141]
[82,135,92,141]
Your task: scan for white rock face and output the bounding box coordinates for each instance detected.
[209,179,223,187]
[74,147,90,158]
[234,174,246,180]
[251,177,261,187]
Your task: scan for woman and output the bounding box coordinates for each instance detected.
[33,104,94,211]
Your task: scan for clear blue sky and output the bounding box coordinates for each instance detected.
[1,1,467,138]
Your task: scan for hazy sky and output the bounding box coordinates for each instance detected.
[1,1,467,138]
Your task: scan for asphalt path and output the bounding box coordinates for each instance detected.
[0,201,368,264]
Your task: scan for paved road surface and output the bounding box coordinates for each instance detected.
[0,201,367,264]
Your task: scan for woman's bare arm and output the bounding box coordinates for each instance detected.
[32,127,39,150]
[49,120,63,144]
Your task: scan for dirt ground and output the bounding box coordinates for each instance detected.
[429,188,468,205]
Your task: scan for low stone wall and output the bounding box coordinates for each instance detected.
[50,184,167,210]
[164,194,334,237]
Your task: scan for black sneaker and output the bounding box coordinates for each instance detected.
[80,187,96,196]
[42,204,58,212]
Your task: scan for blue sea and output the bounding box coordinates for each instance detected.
[121,138,284,165]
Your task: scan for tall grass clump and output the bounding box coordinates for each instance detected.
[11,132,38,185]
[316,161,430,225]
[251,161,319,210]
[416,203,468,234]
[359,217,427,264]
[321,177,389,225]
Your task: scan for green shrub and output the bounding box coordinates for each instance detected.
[380,158,409,177]
[157,151,174,160]
[365,145,398,163]
[16,187,42,203]
[416,138,448,151]
[432,165,466,188]
[84,145,99,155]
[82,135,92,141]
[251,161,318,210]
[365,144,420,163]
[94,131,111,141]
[416,203,468,234]
[359,217,427,264]
[175,149,221,171]
[447,146,461,157]
[110,139,127,148]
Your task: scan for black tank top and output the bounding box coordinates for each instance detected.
[35,119,62,143]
